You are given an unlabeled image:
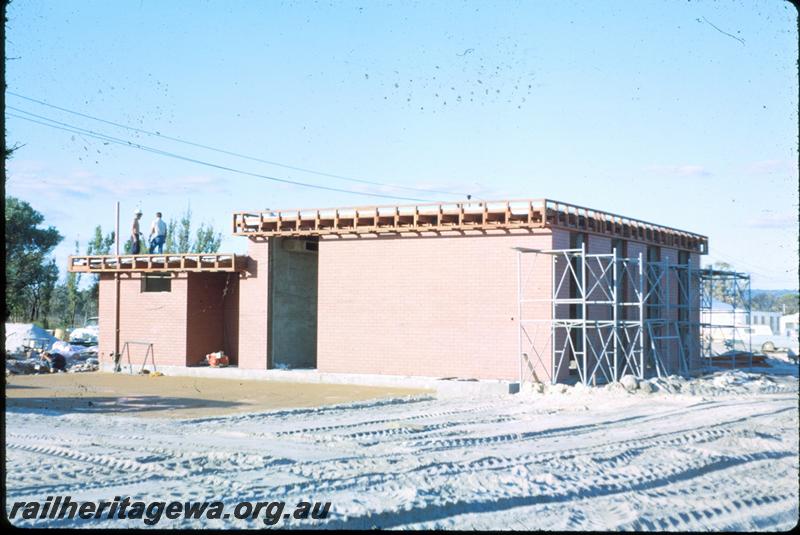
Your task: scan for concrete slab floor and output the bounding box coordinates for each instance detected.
[5,372,432,419]
[101,364,518,396]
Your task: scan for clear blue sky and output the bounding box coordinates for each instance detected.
[5,0,798,290]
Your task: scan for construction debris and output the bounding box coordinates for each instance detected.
[5,323,100,375]
[619,374,639,392]
[206,351,229,368]
[638,381,654,394]
[6,356,100,375]
[68,359,100,373]
[5,342,99,376]
[709,350,769,368]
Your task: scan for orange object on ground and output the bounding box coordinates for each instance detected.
[207,352,229,368]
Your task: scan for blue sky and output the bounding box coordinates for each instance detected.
[5,0,798,289]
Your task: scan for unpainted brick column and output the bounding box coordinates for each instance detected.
[237,239,269,369]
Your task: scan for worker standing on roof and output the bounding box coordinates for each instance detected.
[149,212,167,254]
[131,209,143,254]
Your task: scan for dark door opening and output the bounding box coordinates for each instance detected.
[267,237,319,369]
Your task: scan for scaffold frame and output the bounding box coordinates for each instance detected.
[699,268,753,368]
[515,246,751,386]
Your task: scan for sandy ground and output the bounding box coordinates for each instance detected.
[5,366,799,530]
[5,372,430,419]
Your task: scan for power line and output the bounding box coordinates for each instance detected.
[705,253,795,283]
[7,91,469,198]
[7,109,438,203]
[9,109,434,202]
[708,245,795,279]
[10,103,794,279]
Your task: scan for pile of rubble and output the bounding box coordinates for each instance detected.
[5,342,100,376]
[5,323,101,375]
[520,366,797,399]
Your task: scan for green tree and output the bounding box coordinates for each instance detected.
[37,259,59,326]
[750,291,799,315]
[194,222,222,253]
[751,292,776,312]
[21,258,59,325]
[162,206,223,254]
[5,197,63,320]
[86,225,115,302]
[86,225,115,256]
[63,240,82,328]
[164,218,177,253]
[776,293,800,315]
[177,208,192,253]
[705,262,738,305]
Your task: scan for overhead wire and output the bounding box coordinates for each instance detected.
[7,91,469,198]
[707,245,796,281]
[7,108,439,203]
[18,97,788,280]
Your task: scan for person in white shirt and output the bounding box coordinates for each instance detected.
[148,212,168,254]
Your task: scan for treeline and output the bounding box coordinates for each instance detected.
[751,292,799,315]
[5,197,62,325]
[4,195,223,330]
[706,262,799,314]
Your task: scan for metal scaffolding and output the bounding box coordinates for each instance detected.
[515,246,751,386]
[699,268,753,368]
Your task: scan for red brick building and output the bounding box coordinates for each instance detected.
[70,199,708,384]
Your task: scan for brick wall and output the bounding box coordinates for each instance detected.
[517,234,557,383]
[98,271,241,368]
[98,273,189,367]
[317,230,554,381]
[97,242,265,371]
[186,273,229,366]
[237,239,269,369]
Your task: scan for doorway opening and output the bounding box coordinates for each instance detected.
[267,237,319,369]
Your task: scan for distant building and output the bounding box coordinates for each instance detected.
[700,299,750,341]
[780,312,799,339]
[751,310,782,336]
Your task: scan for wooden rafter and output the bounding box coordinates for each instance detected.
[232,199,708,253]
[67,253,247,273]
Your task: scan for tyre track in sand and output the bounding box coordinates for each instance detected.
[212,395,796,520]
[5,385,797,530]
